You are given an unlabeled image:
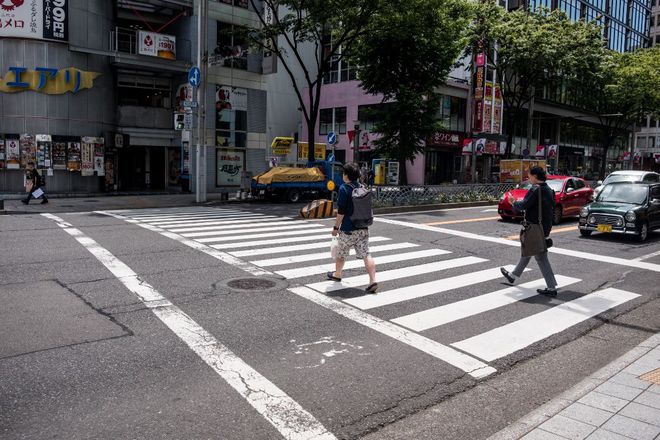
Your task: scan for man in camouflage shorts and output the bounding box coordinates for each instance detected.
[327,163,378,293]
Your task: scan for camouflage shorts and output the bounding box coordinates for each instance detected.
[337,229,370,259]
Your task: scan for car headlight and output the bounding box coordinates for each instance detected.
[588,215,596,224]
[580,207,589,217]
[625,211,636,222]
[500,192,507,201]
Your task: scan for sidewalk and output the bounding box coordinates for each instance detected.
[489,333,660,440]
[0,193,242,214]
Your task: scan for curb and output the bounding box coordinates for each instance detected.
[487,332,660,440]
[374,200,497,215]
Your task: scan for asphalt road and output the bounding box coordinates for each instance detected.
[1,203,658,440]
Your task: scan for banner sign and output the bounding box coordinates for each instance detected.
[36,134,52,169]
[271,136,293,155]
[52,140,67,169]
[67,141,81,171]
[80,138,94,176]
[19,133,36,169]
[297,142,326,161]
[138,31,176,60]
[216,85,248,111]
[5,135,20,169]
[0,0,68,42]
[217,149,244,186]
[0,67,100,94]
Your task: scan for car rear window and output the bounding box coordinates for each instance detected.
[603,174,642,184]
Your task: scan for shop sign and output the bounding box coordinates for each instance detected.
[0,67,100,94]
[0,0,68,42]
[461,138,473,155]
[428,131,463,147]
[138,31,176,60]
[271,136,293,155]
[19,134,36,169]
[216,85,248,111]
[81,137,104,176]
[36,134,52,168]
[547,144,558,158]
[5,135,20,169]
[217,149,244,186]
[297,142,326,161]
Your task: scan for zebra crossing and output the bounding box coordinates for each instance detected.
[102,207,641,376]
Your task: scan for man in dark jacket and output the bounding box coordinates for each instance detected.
[500,166,558,297]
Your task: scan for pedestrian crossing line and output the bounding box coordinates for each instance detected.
[148,216,282,228]
[123,209,238,217]
[213,233,334,250]
[451,287,641,362]
[344,266,530,310]
[198,227,330,244]
[134,212,266,222]
[249,242,419,267]
[289,286,497,379]
[228,237,392,258]
[169,219,302,234]
[184,223,325,239]
[275,249,452,279]
[391,276,581,332]
[306,256,487,294]
[128,209,244,219]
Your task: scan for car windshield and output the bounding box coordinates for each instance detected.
[518,180,564,192]
[603,174,643,184]
[597,184,648,205]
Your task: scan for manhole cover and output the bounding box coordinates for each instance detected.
[227,278,277,290]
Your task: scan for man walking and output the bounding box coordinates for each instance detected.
[327,163,378,293]
[22,162,48,205]
[500,166,557,296]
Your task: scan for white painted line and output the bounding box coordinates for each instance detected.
[129,209,243,219]
[380,205,496,216]
[196,227,329,244]
[345,266,529,310]
[215,234,334,250]
[451,287,640,362]
[150,216,282,227]
[306,256,486,294]
[374,217,660,273]
[289,286,496,379]
[275,249,451,279]
[42,214,336,440]
[94,211,271,277]
[229,237,392,258]
[250,242,419,267]
[177,222,320,236]
[135,213,264,222]
[633,249,660,261]
[392,276,581,331]
[168,219,298,232]
[481,208,499,212]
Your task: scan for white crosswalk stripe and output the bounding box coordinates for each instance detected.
[105,207,642,371]
[274,249,452,279]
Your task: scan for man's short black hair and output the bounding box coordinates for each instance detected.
[529,166,547,181]
[343,162,360,181]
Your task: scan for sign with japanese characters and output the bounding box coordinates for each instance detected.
[216,149,244,186]
[0,67,100,94]
[138,31,176,60]
[0,0,68,42]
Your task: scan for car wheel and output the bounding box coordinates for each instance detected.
[638,222,649,242]
[286,189,301,203]
[552,205,562,225]
[580,229,592,237]
[500,216,511,222]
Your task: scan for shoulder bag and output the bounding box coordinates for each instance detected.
[519,185,547,257]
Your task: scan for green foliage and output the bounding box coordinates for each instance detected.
[352,0,472,182]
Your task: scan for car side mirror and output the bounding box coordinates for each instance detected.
[597,180,603,186]
[652,198,660,205]
[566,187,574,193]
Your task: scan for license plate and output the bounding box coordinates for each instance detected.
[259,190,265,195]
[597,224,612,233]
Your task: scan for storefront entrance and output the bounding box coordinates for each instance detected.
[425,149,459,184]
[118,146,167,190]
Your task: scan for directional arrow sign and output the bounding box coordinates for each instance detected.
[188,66,201,87]
[327,131,337,145]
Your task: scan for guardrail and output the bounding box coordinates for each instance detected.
[372,184,517,207]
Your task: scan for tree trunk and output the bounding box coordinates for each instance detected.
[526,93,535,154]
[598,145,609,180]
[307,114,317,163]
[398,157,408,185]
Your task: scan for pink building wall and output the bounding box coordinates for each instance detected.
[302,81,425,184]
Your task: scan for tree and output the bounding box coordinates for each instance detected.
[246,0,382,162]
[351,0,472,184]
[468,2,605,157]
[586,47,660,178]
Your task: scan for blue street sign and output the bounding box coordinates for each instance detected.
[327,131,337,145]
[188,67,201,87]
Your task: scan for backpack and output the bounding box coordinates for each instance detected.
[348,183,373,228]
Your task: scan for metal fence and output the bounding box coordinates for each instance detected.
[372,183,517,207]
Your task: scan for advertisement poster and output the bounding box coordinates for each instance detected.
[216,149,244,186]
[93,141,105,177]
[6,136,20,169]
[461,138,473,156]
[216,85,248,112]
[297,142,326,161]
[138,31,176,60]
[36,134,52,169]
[0,138,4,169]
[19,134,36,169]
[80,140,94,176]
[0,0,68,42]
[67,141,81,171]
[52,141,67,170]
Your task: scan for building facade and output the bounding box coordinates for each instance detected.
[0,0,303,194]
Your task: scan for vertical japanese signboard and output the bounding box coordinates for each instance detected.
[5,136,20,169]
[216,149,244,186]
[19,134,36,169]
[67,141,81,171]
[80,138,94,176]
[36,134,52,168]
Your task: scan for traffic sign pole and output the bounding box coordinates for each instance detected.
[194,0,207,203]
[327,131,337,202]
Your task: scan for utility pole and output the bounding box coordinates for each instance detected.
[195,0,208,203]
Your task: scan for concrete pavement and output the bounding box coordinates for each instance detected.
[489,333,660,440]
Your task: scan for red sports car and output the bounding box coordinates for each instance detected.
[498,175,594,224]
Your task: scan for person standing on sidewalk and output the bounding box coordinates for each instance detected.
[327,162,378,293]
[22,162,48,205]
[500,166,557,296]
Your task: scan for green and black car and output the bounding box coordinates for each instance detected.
[579,182,660,242]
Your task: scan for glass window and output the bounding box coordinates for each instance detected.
[319,107,347,135]
[575,179,586,189]
[319,108,333,135]
[215,86,247,148]
[219,0,249,8]
[215,22,249,70]
[322,33,356,84]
